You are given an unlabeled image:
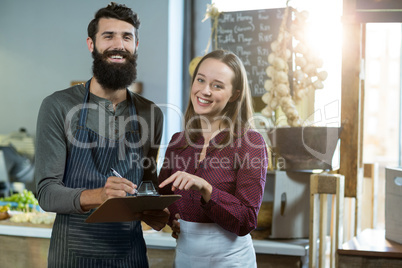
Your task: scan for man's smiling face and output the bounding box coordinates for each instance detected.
[87,18,139,90]
[90,17,137,59]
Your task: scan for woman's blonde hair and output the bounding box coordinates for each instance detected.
[184,49,254,147]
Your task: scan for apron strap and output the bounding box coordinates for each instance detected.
[77,79,92,127]
[80,78,140,132]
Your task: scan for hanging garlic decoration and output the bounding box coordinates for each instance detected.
[261,6,328,127]
[189,3,221,77]
[291,10,328,103]
[262,7,301,127]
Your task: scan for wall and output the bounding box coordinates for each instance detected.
[0,0,183,149]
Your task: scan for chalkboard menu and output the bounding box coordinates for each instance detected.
[216,8,287,111]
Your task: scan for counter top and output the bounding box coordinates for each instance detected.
[143,230,308,256]
[338,228,402,258]
[0,222,308,256]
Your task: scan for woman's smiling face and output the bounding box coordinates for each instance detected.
[191,58,237,121]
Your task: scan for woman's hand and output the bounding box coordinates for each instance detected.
[159,171,212,202]
[171,213,181,239]
[140,208,170,231]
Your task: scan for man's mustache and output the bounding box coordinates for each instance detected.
[102,50,132,59]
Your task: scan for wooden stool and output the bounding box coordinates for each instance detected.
[309,173,345,268]
[362,163,379,230]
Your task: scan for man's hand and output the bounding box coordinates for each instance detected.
[100,176,137,201]
[140,208,170,231]
[80,176,137,211]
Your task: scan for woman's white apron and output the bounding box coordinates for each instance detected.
[174,219,257,268]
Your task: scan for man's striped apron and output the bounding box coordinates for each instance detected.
[48,79,148,267]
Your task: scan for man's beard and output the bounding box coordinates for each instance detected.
[92,47,138,91]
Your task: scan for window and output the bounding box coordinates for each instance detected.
[363,23,402,228]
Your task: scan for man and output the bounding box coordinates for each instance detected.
[35,3,168,267]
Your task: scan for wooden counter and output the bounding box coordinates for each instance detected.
[337,228,402,267]
[0,220,309,268]
[0,220,52,268]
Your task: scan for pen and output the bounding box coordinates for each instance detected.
[110,168,138,195]
[111,168,123,178]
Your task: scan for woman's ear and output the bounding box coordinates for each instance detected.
[229,90,240,102]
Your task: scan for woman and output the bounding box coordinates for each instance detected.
[158,50,268,267]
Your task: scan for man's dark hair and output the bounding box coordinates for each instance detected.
[87,2,140,42]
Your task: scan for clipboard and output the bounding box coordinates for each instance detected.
[85,195,181,223]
